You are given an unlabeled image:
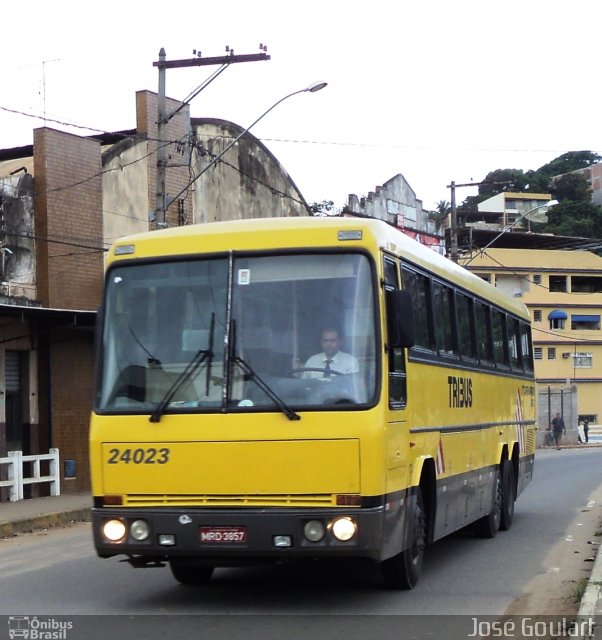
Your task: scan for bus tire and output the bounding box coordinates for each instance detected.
[169,560,214,585]
[380,488,426,590]
[473,464,503,538]
[499,460,515,531]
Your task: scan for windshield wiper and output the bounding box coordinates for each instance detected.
[148,349,213,423]
[232,356,301,421]
[149,314,216,423]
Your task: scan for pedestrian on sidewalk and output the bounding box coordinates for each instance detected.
[552,412,566,449]
[582,418,590,443]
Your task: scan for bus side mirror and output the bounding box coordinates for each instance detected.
[386,289,415,348]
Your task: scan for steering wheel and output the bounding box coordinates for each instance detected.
[290,367,342,377]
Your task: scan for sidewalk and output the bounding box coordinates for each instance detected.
[0,492,91,538]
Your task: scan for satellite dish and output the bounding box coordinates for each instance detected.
[522,199,558,224]
[523,210,548,224]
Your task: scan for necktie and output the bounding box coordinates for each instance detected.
[324,359,332,377]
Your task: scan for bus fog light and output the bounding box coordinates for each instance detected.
[130,519,150,541]
[330,517,357,541]
[158,534,176,546]
[273,535,292,547]
[103,519,126,542]
[304,520,325,542]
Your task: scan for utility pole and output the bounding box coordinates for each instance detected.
[447,179,514,263]
[153,47,270,228]
[447,180,482,263]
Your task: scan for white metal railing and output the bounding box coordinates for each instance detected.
[0,449,60,501]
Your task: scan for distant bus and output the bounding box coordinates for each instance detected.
[90,216,535,589]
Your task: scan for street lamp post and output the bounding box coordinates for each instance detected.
[462,200,558,266]
[155,80,328,227]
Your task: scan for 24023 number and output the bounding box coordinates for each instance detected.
[107,447,170,464]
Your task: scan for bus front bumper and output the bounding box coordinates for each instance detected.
[91,505,389,564]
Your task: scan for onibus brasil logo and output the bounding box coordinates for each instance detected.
[8,616,73,639]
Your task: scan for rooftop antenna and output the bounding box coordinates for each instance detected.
[40,58,61,124]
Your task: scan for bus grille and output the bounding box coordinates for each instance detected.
[122,494,339,508]
[525,428,536,454]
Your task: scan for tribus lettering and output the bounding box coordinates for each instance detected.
[448,376,473,408]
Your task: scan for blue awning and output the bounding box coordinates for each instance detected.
[572,314,600,322]
[548,310,567,320]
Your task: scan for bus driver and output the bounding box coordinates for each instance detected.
[303,327,359,379]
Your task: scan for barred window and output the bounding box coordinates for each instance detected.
[573,352,593,368]
[534,347,543,360]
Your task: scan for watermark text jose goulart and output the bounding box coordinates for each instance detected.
[469,616,595,638]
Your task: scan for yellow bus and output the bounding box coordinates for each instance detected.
[90,216,535,589]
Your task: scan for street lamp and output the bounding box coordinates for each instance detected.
[155,80,328,227]
[462,199,558,266]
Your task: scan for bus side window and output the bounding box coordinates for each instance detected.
[475,301,493,363]
[491,308,509,368]
[401,266,434,352]
[384,256,407,408]
[508,317,522,371]
[520,321,534,374]
[456,292,477,360]
[432,280,457,356]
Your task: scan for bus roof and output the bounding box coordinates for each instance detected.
[108,216,530,319]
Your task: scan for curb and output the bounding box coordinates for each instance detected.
[0,508,91,539]
[577,533,602,640]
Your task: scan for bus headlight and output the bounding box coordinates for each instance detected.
[303,520,325,542]
[130,519,150,541]
[330,517,357,541]
[103,519,126,542]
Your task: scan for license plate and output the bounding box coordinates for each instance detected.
[199,526,247,544]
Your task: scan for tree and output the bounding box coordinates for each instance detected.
[550,173,592,203]
[537,151,601,177]
[478,169,528,197]
[456,150,602,219]
[309,200,335,216]
[434,200,451,217]
[523,169,551,193]
[533,201,602,238]
[457,194,485,216]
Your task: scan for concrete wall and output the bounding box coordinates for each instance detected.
[191,119,310,222]
[102,134,151,243]
[101,95,310,244]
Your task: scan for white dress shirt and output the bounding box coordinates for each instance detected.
[303,351,359,378]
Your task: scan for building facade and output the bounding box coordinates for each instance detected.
[466,247,602,427]
[345,174,445,254]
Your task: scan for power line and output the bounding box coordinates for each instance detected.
[0,104,118,136]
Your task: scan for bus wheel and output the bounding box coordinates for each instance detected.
[473,465,503,538]
[380,489,426,590]
[499,460,515,531]
[169,560,214,585]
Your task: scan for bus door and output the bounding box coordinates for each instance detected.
[383,257,413,492]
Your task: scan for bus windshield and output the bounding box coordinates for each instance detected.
[96,252,378,414]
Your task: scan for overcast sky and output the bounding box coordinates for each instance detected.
[2,1,601,211]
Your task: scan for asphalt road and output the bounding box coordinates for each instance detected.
[0,447,600,639]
